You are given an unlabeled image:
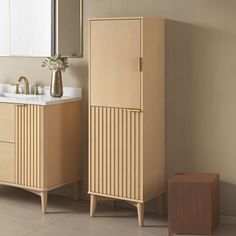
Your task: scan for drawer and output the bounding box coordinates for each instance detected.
[0,142,14,183]
[0,104,15,143]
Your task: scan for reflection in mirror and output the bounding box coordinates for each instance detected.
[10,0,53,57]
[56,0,83,58]
[0,0,83,58]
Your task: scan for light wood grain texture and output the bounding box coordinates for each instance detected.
[0,142,14,183]
[0,103,14,143]
[88,17,165,226]
[15,105,43,188]
[137,203,144,227]
[40,191,48,214]
[0,101,81,213]
[142,18,165,201]
[90,19,141,109]
[89,106,142,200]
[44,101,81,188]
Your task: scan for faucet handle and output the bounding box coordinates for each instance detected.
[34,83,40,95]
[16,84,20,94]
[11,83,20,94]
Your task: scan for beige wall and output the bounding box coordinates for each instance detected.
[0,0,236,216]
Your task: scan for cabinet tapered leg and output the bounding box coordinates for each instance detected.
[73,181,80,201]
[137,203,144,227]
[41,191,48,214]
[90,195,97,217]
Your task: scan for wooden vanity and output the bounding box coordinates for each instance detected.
[0,99,81,213]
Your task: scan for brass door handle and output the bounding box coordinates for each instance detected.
[127,108,141,112]
[138,57,143,72]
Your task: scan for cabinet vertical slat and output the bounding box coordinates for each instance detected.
[22,106,25,186]
[110,109,115,196]
[27,106,31,187]
[89,106,142,200]
[36,106,42,188]
[99,108,103,193]
[95,107,99,193]
[135,114,140,200]
[140,114,144,201]
[123,110,127,198]
[118,109,123,197]
[131,113,135,199]
[24,106,27,186]
[15,105,43,188]
[102,107,107,194]
[106,108,111,195]
[30,106,34,187]
[36,106,40,188]
[114,109,119,196]
[33,106,37,188]
[90,108,94,192]
[127,111,131,199]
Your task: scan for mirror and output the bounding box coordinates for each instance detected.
[0,0,83,58]
[56,0,83,57]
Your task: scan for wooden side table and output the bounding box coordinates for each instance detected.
[168,173,220,236]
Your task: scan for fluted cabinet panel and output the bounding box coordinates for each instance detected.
[15,105,44,188]
[89,106,143,201]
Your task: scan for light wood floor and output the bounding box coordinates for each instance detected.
[0,186,235,236]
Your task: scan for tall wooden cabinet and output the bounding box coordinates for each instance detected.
[88,17,165,226]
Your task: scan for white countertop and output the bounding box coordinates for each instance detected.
[0,84,82,106]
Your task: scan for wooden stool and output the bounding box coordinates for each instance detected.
[168,173,220,236]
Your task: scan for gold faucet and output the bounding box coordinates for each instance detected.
[18,76,30,94]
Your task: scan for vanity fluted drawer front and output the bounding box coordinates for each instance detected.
[0,142,14,183]
[0,103,15,143]
[89,106,143,201]
[15,105,44,188]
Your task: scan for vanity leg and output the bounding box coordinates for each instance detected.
[90,195,97,217]
[73,181,80,201]
[41,191,48,214]
[137,203,144,227]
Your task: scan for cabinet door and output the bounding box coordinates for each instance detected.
[0,104,15,143]
[89,106,143,200]
[90,19,141,109]
[0,143,14,183]
[10,0,54,56]
[0,0,9,56]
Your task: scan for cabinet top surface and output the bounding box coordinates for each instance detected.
[89,16,164,21]
[0,84,82,106]
[169,173,219,184]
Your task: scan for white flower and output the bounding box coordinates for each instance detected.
[42,54,69,72]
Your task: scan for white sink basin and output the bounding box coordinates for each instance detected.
[3,93,43,99]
